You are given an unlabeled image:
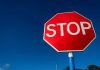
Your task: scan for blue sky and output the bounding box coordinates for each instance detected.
[0,0,100,70]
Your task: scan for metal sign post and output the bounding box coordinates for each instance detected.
[68,52,75,70]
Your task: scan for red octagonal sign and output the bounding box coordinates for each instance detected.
[43,11,96,52]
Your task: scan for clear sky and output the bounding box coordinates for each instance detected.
[0,0,100,70]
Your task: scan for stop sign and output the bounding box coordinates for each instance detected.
[43,11,96,52]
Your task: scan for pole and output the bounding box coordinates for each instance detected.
[56,64,57,70]
[68,52,75,70]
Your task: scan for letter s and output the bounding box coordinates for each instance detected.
[46,24,56,37]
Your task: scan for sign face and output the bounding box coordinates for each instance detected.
[43,11,96,52]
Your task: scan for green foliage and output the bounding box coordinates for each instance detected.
[64,65,100,70]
